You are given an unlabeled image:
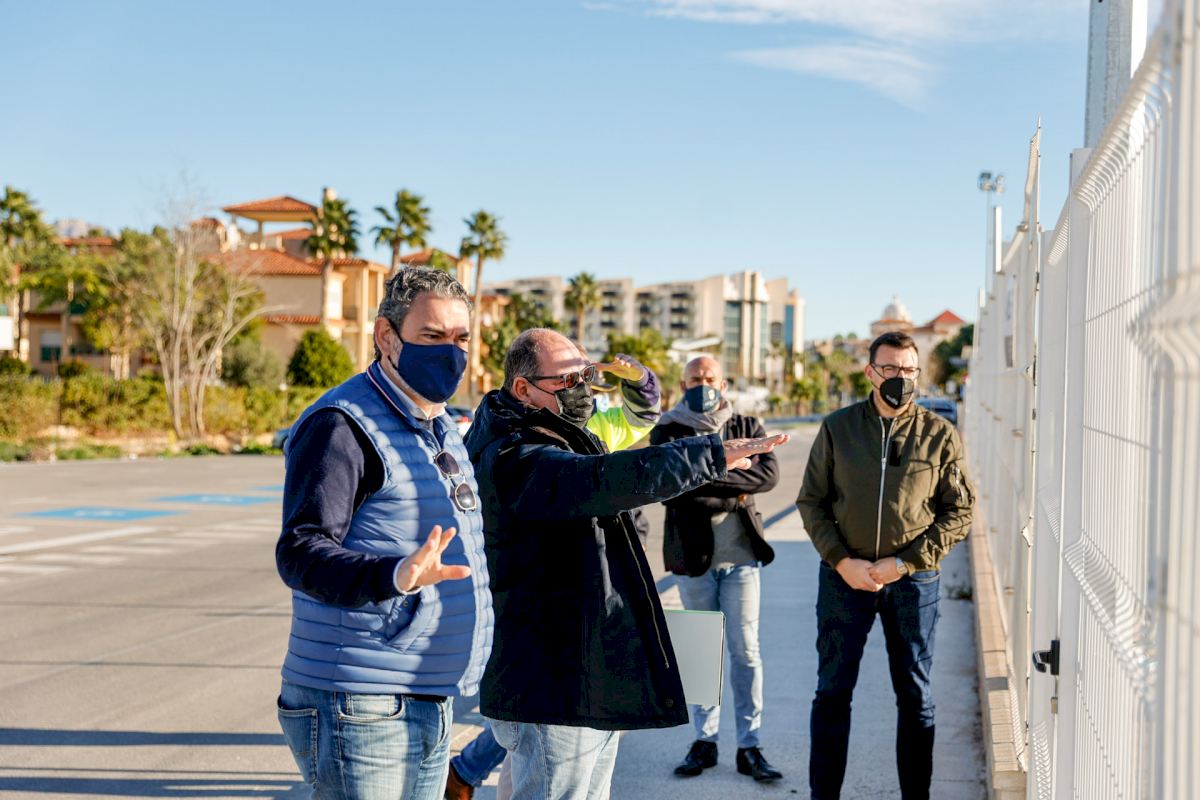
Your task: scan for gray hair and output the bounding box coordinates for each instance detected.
[374,267,472,360]
[502,328,557,392]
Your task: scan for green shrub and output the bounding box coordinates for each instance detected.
[185,443,223,456]
[244,386,289,433]
[0,356,30,376]
[56,442,123,460]
[202,385,248,435]
[0,377,58,439]
[288,330,355,388]
[59,374,169,434]
[0,440,33,461]
[236,441,282,455]
[57,360,93,379]
[223,337,286,389]
[286,386,325,420]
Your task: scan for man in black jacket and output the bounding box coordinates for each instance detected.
[652,355,784,783]
[465,329,787,800]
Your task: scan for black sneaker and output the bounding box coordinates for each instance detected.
[736,746,783,782]
[673,740,718,777]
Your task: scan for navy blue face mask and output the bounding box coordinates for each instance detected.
[685,385,722,413]
[392,336,468,404]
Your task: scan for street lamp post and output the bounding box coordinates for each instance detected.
[978,171,1005,293]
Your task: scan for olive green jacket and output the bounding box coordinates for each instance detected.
[796,395,974,572]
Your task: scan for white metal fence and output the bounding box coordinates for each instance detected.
[965,2,1200,798]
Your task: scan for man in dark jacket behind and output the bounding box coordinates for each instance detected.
[465,328,788,800]
[797,331,974,800]
[652,355,784,784]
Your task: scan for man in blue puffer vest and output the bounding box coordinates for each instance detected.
[275,267,491,800]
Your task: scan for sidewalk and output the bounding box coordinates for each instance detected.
[452,506,986,799]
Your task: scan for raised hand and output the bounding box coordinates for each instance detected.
[394,525,472,593]
[723,433,790,469]
[595,353,645,382]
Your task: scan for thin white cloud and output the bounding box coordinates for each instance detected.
[606,0,1083,43]
[642,0,966,42]
[589,0,1086,105]
[731,42,934,107]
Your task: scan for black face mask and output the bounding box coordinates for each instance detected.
[878,376,916,410]
[528,380,595,427]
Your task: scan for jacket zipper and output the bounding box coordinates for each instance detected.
[628,526,671,669]
[875,417,896,561]
[952,464,966,505]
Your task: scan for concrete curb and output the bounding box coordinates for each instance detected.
[969,519,1027,800]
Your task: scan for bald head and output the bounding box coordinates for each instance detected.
[504,327,589,412]
[681,355,727,395]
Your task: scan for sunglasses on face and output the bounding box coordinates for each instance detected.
[527,363,598,389]
[433,449,478,513]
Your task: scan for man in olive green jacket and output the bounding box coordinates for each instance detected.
[796,331,973,800]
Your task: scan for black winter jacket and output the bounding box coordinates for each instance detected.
[465,389,729,730]
[652,414,780,577]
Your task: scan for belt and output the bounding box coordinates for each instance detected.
[404,693,448,704]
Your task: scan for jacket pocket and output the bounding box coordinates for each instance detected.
[276,700,318,784]
[384,587,436,653]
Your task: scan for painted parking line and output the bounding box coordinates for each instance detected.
[0,526,34,536]
[0,526,159,556]
[20,507,180,522]
[28,552,126,565]
[0,562,70,575]
[83,545,173,555]
[154,494,279,506]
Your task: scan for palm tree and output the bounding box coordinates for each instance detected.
[0,187,54,361]
[372,190,432,274]
[459,211,507,397]
[564,272,601,345]
[307,196,360,329]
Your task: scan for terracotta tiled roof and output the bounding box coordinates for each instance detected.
[273,227,311,240]
[218,249,321,276]
[58,236,116,248]
[221,195,317,215]
[315,257,390,270]
[397,248,464,265]
[928,310,966,327]
[264,314,321,325]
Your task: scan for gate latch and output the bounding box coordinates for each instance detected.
[1032,639,1060,676]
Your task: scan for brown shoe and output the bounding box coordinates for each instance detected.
[445,761,474,800]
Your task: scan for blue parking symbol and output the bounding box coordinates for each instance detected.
[23,507,180,521]
[156,494,279,506]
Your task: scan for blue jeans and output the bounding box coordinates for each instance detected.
[676,564,763,748]
[451,721,507,787]
[276,680,453,800]
[487,719,620,800]
[809,562,941,800]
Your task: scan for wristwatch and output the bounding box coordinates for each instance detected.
[894,557,909,576]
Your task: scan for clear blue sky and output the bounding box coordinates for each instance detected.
[1,0,1093,339]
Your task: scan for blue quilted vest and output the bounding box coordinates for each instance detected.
[281,363,492,696]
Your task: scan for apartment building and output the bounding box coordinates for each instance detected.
[485,270,805,389]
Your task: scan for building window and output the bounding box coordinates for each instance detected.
[784,305,795,350]
[770,321,783,346]
[724,301,742,357]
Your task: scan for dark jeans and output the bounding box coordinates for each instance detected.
[809,562,940,800]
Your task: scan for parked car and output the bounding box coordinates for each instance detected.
[446,404,475,437]
[916,396,958,427]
